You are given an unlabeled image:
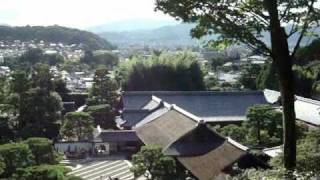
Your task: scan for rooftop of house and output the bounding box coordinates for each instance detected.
[135,103,249,180]
[264,89,320,126]
[94,130,140,143]
[117,109,151,128]
[122,91,268,123]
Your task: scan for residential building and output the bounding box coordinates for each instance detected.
[117,91,268,129]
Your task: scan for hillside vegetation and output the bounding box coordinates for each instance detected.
[0,25,114,50]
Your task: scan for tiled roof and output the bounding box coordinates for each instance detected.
[177,141,245,180]
[97,130,140,142]
[120,110,150,128]
[142,96,162,110]
[163,124,226,156]
[136,109,197,147]
[123,91,267,122]
[135,105,247,180]
[134,106,169,128]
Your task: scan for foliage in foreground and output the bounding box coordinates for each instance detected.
[0,137,66,179]
[0,143,34,177]
[217,104,283,147]
[231,129,320,179]
[131,145,185,180]
[23,137,61,165]
[13,165,71,180]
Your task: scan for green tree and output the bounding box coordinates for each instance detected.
[23,138,59,165]
[61,60,90,73]
[0,77,10,104]
[292,65,317,98]
[89,68,118,106]
[19,88,63,139]
[13,165,71,180]
[245,104,282,146]
[131,145,177,180]
[53,78,70,101]
[20,48,43,67]
[204,75,219,90]
[42,54,64,66]
[80,50,94,65]
[218,124,247,143]
[0,115,15,143]
[93,52,119,69]
[120,53,205,91]
[31,63,54,92]
[85,104,117,129]
[296,38,320,63]
[271,129,320,178]
[10,70,30,95]
[0,157,4,176]
[239,64,262,90]
[155,0,320,170]
[256,62,280,91]
[60,112,94,141]
[209,57,226,71]
[7,67,63,139]
[0,143,34,178]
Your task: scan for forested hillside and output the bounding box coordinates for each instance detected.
[99,23,211,47]
[0,25,114,50]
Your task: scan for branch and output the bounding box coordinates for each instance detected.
[207,3,272,55]
[287,23,299,38]
[291,0,316,58]
[279,1,292,22]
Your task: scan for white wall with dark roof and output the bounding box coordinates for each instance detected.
[264,89,320,126]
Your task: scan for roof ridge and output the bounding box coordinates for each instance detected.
[100,130,136,133]
[227,137,249,151]
[296,96,320,105]
[123,91,264,96]
[264,89,320,105]
[172,104,203,122]
[151,95,162,103]
[123,109,150,113]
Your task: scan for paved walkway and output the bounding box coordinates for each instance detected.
[66,158,134,180]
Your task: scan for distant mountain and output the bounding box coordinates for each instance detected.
[87,19,178,33]
[98,23,216,48]
[97,22,320,49]
[0,25,114,50]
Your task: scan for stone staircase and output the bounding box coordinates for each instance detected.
[68,160,134,180]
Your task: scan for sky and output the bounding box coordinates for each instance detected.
[0,0,175,29]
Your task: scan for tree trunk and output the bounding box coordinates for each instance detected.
[264,0,296,171]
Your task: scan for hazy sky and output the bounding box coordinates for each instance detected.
[0,0,175,29]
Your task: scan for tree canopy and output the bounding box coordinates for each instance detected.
[0,143,34,178]
[23,138,59,165]
[80,51,119,70]
[1,63,63,139]
[296,38,320,63]
[13,164,71,180]
[245,104,283,147]
[155,0,320,171]
[60,112,94,141]
[131,145,180,180]
[118,52,206,91]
